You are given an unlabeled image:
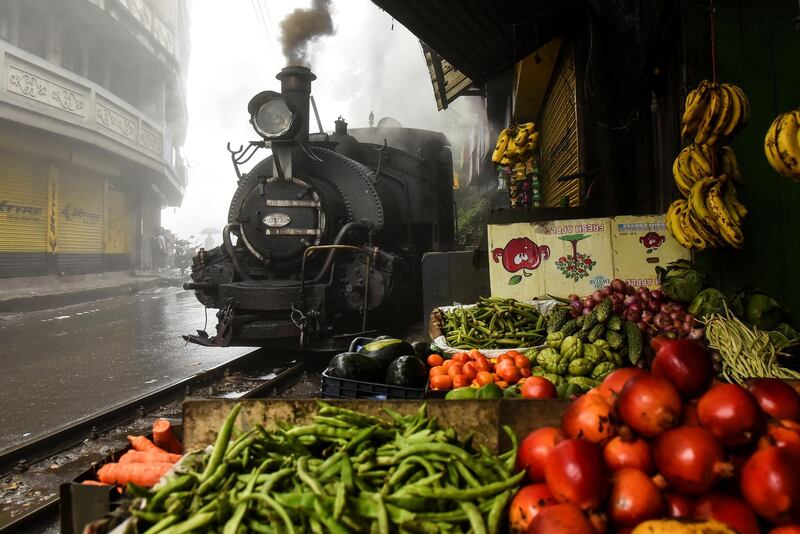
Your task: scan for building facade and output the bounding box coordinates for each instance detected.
[0,0,189,277]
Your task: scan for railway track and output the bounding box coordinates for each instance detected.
[0,347,317,533]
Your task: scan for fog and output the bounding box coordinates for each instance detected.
[162,0,481,242]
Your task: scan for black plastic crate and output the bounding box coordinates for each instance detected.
[321,370,427,400]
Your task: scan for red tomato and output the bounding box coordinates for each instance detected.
[452,352,470,363]
[497,365,521,385]
[429,366,446,378]
[496,359,516,374]
[476,371,494,386]
[521,377,558,399]
[430,374,453,390]
[426,354,444,367]
[497,353,514,365]
[447,364,463,379]
[469,348,483,360]
[452,374,470,388]
[474,357,491,373]
[520,368,532,378]
[507,350,524,359]
[462,362,477,380]
[514,354,531,369]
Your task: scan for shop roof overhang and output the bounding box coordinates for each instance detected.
[371,0,580,87]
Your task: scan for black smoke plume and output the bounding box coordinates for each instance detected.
[279,0,334,66]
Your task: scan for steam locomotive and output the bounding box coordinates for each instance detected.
[183,66,455,350]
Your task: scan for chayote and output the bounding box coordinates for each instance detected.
[560,335,584,361]
[568,357,594,376]
[546,331,565,349]
[583,343,604,364]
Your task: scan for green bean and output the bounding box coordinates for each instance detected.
[225,428,258,461]
[238,494,296,534]
[405,469,525,499]
[197,463,227,495]
[142,514,178,534]
[459,501,487,534]
[333,481,346,519]
[258,467,294,494]
[297,456,326,496]
[131,510,163,523]
[201,402,242,481]
[158,512,214,534]
[147,474,193,511]
[373,493,389,534]
[390,444,495,481]
[487,490,512,534]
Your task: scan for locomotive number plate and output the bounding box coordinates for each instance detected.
[263,212,292,227]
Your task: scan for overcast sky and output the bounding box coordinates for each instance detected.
[162,0,478,242]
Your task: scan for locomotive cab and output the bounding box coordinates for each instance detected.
[183,67,455,351]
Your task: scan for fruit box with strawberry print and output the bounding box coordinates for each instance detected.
[487,215,689,300]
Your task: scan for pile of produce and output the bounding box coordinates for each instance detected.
[668,80,750,250]
[439,297,546,350]
[427,349,532,394]
[508,336,800,533]
[564,275,704,345]
[125,402,523,533]
[88,419,183,488]
[764,108,800,181]
[325,336,428,389]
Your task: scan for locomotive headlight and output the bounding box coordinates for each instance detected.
[247,91,298,140]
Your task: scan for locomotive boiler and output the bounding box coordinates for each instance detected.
[183,66,455,350]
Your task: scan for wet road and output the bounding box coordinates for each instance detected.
[0,287,254,453]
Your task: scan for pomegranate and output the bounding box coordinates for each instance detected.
[681,401,701,427]
[741,447,800,524]
[650,338,714,398]
[517,427,564,482]
[617,374,682,438]
[544,438,608,510]
[607,468,664,527]
[597,368,647,405]
[664,493,693,518]
[507,483,555,532]
[654,426,732,495]
[769,526,800,534]
[527,503,595,534]
[693,493,760,534]
[561,391,616,445]
[603,436,654,474]
[746,378,800,422]
[521,376,558,399]
[697,383,764,447]
[759,419,800,460]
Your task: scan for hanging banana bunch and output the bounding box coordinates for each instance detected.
[764,110,800,181]
[666,80,749,251]
[491,122,539,168]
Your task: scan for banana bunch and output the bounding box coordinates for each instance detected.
[764,110,800,181]
[681,80,750,146]
[491,122,539,167]
[666,176,747,250]
[672,144,741,196]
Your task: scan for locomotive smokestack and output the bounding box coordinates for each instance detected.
[276,66,316,143]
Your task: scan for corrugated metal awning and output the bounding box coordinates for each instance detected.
[372,0,580,86]
[422,43,476,111]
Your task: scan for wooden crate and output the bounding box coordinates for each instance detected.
[183,398,570,453]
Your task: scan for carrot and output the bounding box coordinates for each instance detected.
[127,435,168,454]
[118,449,181,465]
[97,462,173,487]
[152,418,182,454]
[81,480,110,486]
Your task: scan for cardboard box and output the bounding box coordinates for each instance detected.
[488,214,690,298]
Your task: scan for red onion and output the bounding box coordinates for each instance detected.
[592,290,604,303]
[568,293,579,301]
[651,289,663,300]
[641,310,653,323]
[661,304,674,314]
[600,287,611,298]
[627,303,642,315]
[582,307,592,316]
[637,321,648,331]
[689,327,705,340]
[582,297,594,309]
[638,287,651,297]
[654,313,671,330]
[624,295,640,307]
[611,279,627,293]
[571,300,583,312]
[647,300,660,313]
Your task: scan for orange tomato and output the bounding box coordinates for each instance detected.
[496,359,516,376]
[474,357,491,373]
[520,367,532,378]
[430,374,453,390]
[497,364,521,385]
[462,362,477,380]
[469,348,484,360]
[427,354,444,367]
[514,354,532,369]
[507,350,524,359]
[429,366,446,377]
[452,352,469,363]
[442,360,453,370]
[447,364,464,379]
[476,371,494,386]
[491,373,500,382]
[452,374,470,388]
[496,380,509,389]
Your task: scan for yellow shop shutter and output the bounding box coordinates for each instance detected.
[0,152,48,277]
[539,48,580,207]
[105,182,129,254]
[57,169,105,273]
